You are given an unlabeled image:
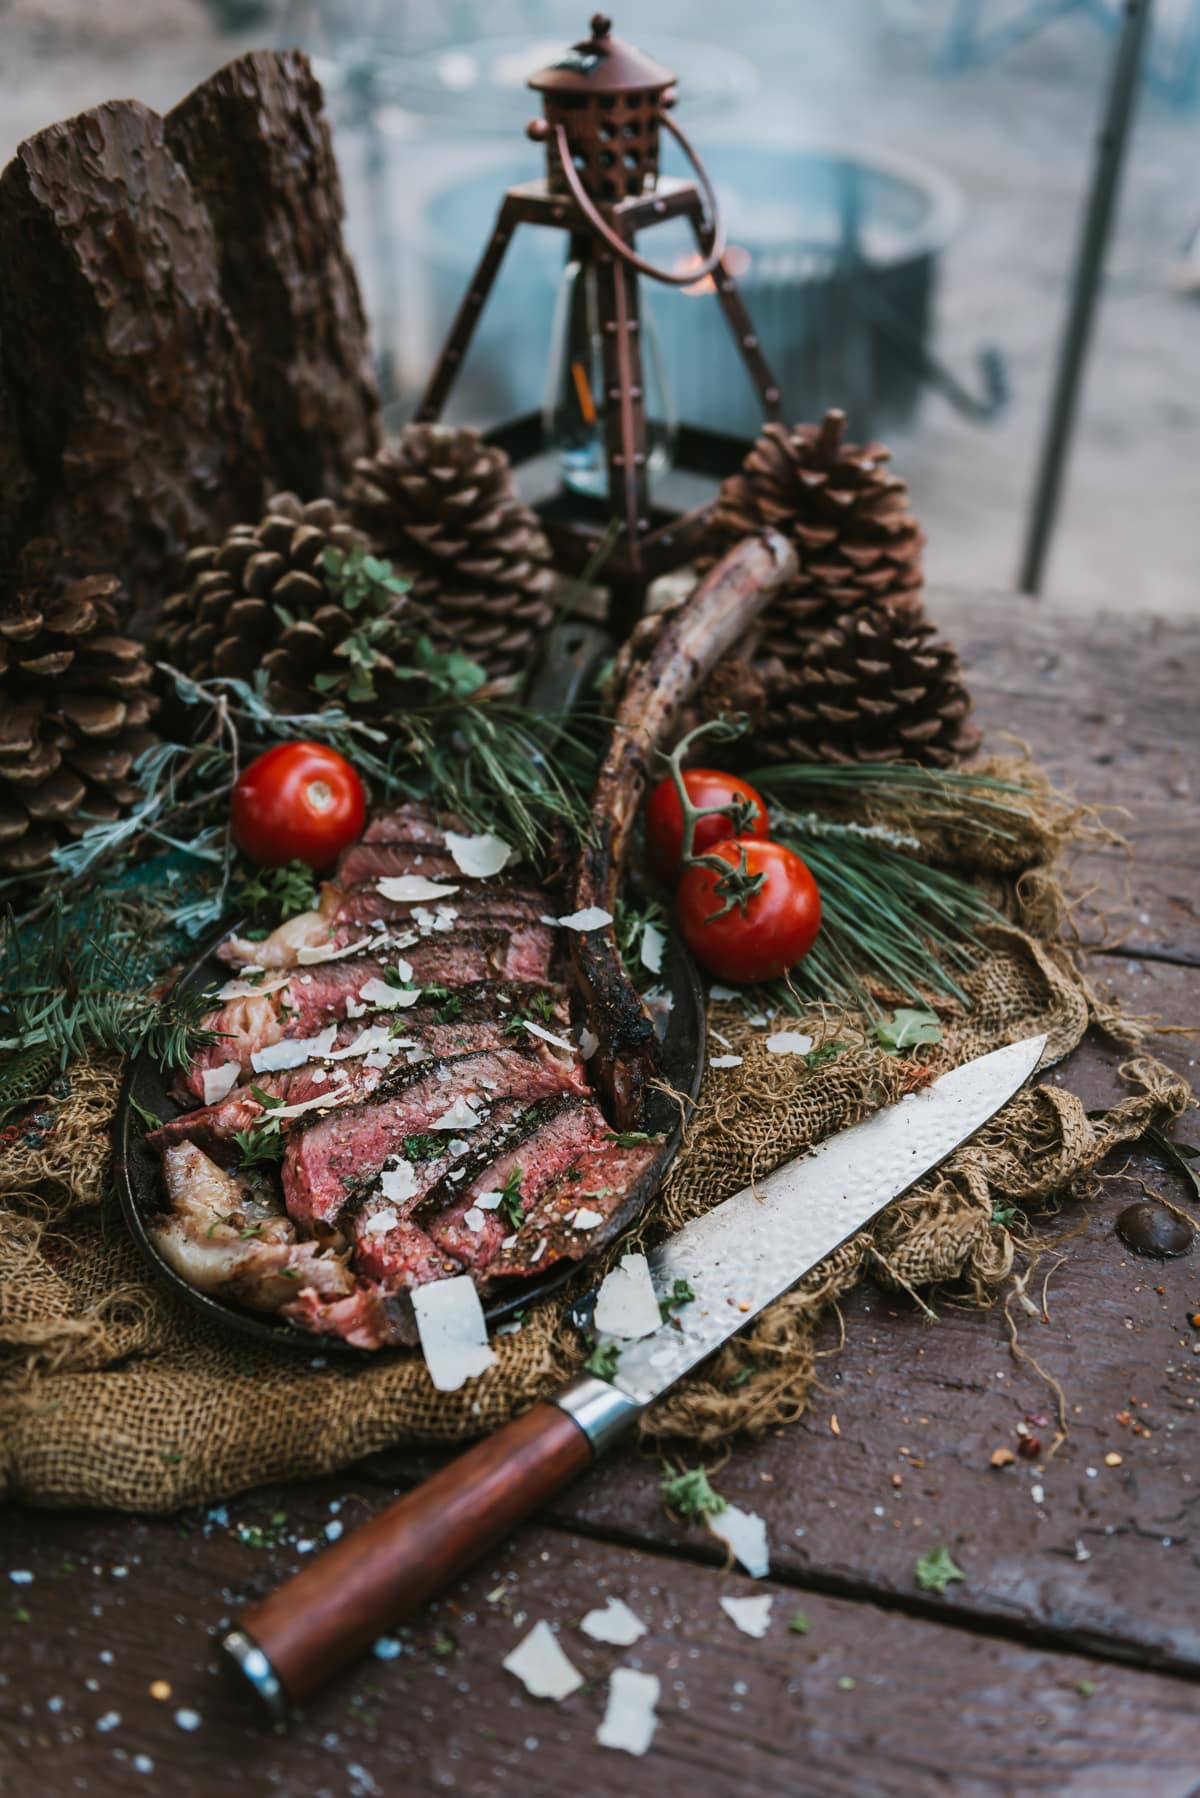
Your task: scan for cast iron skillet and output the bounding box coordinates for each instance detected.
[114,924,705,1355]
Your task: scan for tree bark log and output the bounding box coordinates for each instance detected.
[0,51,380,629]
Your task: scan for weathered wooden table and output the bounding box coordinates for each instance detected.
[3,592,1198,1796]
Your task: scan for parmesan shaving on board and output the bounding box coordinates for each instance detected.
[501,1622,582,1701]
[596,1668,659,1756]
[411,1277,496,1392]
[592,1253,661,1340]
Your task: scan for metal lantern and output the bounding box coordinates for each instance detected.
[414,13,783,628]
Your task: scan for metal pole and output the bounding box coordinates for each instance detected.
[1018,0,1153,594]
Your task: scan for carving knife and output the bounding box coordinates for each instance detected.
[223,1032,1046,1719]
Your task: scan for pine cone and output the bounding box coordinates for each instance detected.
[707,410,924,674]
[762,606,981,769]
[0,542,157,879]
[347,426,555,684]
[154,492,387,713]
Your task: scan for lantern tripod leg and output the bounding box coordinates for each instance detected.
[415,196,523,423]
[681,194,783,425]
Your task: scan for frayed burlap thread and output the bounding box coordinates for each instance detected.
[0,765,1191,1508]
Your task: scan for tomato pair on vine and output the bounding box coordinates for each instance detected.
[645,730,821,984]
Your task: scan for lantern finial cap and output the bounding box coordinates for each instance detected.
[590,13,612,39]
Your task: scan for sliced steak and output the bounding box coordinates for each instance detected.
[282,1046,587,1229]
[280,1282,412,1349]
[487,1133,663,1280]
[361,803,467,848]
[334,882,546,929]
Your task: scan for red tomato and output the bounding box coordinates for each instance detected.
[675,837,821,983]
[645,768,769,881]
[231,742,366,870]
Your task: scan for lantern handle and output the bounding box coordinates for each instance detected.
[552,112,726,285]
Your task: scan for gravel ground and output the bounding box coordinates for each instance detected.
[2,0,1196,615]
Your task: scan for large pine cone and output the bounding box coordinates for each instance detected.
[347,426,555,684]
[0,542,157,879]
[761,605,981,768]
[154,492,391,713]
[707,410,924,670]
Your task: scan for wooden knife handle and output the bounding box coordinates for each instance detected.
[230,1401,593,1708]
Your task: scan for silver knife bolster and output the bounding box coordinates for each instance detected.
[551,1373,643,1453]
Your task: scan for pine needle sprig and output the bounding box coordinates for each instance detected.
[0,898,220,1112]
[750,760,1040,850]
[766,821,1007,1016]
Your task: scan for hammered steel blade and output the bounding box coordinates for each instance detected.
[608,1034,1047,1406]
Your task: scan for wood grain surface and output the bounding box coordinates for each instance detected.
[2,592,1198,1795]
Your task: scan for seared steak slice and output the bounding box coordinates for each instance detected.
[487,1133,663,1280]
[361,803,468,847]
[282,1046,587,1228]
[334,882,547,929]
[280,1282,412,1349]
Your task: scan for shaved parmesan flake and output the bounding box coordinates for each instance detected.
[708,1502,770,1577]
[719,1594,774,1638]
[406,1046,432,1065]
[596,1668,659,1756]
[345,997,366,1019]
[269,1085,355,1121]
[296,936,373,966]
[580,1597,646,1646]
[709,1026,733,1048]
[216,973,291,1001]
[573,1207,603,1230]
[251,1024,337,1073]
[579,1027,600,1061]
[380,1161,420,1204]
[475,1190,503,1211]
[709,983,741,1000]
[519,1019,575,1054]
[593,1252,661,1340]
[463,1207,486,1233]
[502,1621,582,1702]
[377,875,461,903]
[444,830,513,879]
[328,1024,393,1060]
[357,978,421,1010]
[432,1095,481,1132]
[363,1047,394,1069]
[412,1276,496,1392]
[765,1031,814,1057]
[309,1066,328,1085]
[361,1205,399,1236]
[543,906,613,932]
[709,1054,744,1069]
[640,921,665,974]
[201,1062,241,1106]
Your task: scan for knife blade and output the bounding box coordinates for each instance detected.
[223,1033,1046,1719]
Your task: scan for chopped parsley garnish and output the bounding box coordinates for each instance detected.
[232,1090,286,1165]
[659,1277,695,1322]
[660,1465,726,1520]
[606,1129,655,1147]
[233,859,318,925]
[584,1341,621,1380]
[403,1133,443,1162]
[435,995,463,1023]
[499,1166,525,1229]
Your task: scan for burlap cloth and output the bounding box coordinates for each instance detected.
[0,758,1190,1511]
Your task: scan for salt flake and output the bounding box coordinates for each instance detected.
[765,1031,814,1057]
[593,1252,661,1340]
[544,906,613,932]
[579,1027,600,1061]
[596,1668,659,1756]
[502,1621,582,1701]
[463,1208,486,1232]
[412,1276,496,1391]
[580,1597,646,1646]
[201,1062,241,1105]
[361,1205,399,1236]
[708,1502,770,1577]
[720,1593,774,1637]
[573,1207,604,1230]
[444,830,513,879]
[377,875,461,903]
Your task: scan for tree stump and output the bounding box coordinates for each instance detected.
[0,50,380,630]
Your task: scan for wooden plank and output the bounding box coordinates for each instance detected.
[2,1494,1199,1795]
[530,956,1200,1674]
[931,591,1200,964]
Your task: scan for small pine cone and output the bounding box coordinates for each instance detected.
[0,541,157,880]
[347,425,555,685]
[153,492,377,713]
[706,410,925,673]
[761,606,981,769]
